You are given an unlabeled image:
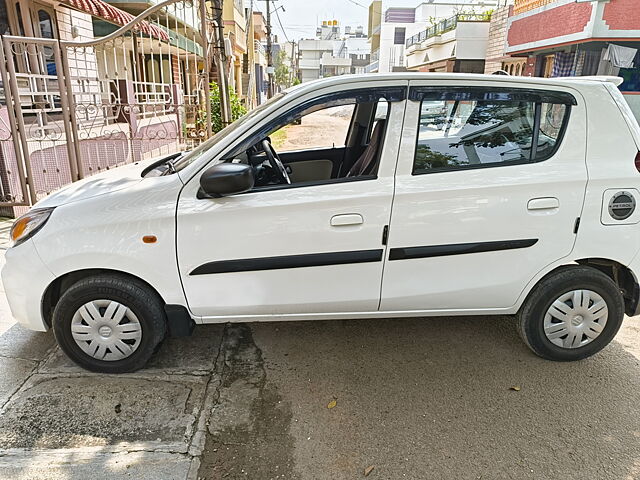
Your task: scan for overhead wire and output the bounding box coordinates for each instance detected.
[273,5,290,43]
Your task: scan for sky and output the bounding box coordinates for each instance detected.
[251,0,430,42]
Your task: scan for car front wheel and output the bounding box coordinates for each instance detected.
[53,274,166,373]
[517,266,624,361]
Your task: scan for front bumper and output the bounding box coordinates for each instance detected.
[1,239,55,331]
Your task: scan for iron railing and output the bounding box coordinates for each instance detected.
[0,0,214,210]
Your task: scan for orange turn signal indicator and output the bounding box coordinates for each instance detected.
[10,217,28,243]
[142,235,157,244]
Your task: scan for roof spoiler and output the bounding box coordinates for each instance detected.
[555,76,624,86]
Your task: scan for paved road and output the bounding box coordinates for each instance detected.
[1,314,640,479]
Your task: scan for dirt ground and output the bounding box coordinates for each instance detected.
[273,106,353,152]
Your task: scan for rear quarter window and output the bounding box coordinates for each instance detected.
[411,87,573,175]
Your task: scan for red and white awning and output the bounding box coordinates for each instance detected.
[61,0,170,42]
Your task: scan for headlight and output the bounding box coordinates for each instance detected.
[10,207,55,247]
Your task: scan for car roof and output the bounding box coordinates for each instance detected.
[286,73,617,95]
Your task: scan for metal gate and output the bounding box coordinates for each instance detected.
[0,0,214,211]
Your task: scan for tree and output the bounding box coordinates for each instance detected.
[274,50,292,89]
[204,82,247,133]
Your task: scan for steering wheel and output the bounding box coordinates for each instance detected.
[262,139,291,185]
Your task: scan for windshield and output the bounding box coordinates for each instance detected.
[173,92,287,172]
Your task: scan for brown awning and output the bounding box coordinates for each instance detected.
[61,0,169,41]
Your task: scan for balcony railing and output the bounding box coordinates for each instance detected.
[513,0,557,15]
[406,13,492,48]
[254,40,265,56]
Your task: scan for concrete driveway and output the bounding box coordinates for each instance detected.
[1,314,640,479]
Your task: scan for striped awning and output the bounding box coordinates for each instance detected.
[61,0,170,42]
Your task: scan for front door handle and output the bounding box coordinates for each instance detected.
[331,214,364,226]
[528,197,559,211]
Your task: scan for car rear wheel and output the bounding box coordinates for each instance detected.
[517,266,624,361]
[53,274,166,373]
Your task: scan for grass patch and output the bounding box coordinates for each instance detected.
[270,126,289,150]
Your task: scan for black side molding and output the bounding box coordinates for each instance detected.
[191,249,384,275]
[164,304,195,337]
[389,239,538,261]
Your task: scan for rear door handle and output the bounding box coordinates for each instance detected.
[528,197,559,211]
[331,214,364,226]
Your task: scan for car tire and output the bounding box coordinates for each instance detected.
[53,274,166,373]
[517,266,624,362]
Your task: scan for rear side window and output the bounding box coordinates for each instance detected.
[411,87,574,174]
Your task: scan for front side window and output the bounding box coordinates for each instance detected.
[412,88,573,174]
[208,87,405,192]
[270,104,356,152]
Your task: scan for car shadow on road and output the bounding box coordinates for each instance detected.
[203,315,640,480]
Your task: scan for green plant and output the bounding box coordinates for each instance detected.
[200,82,247,134]
[274,50,295,89]
[270,125,289,149]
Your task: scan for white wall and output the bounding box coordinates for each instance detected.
[405,20,490,69]
[298,39,333,82]
[378,22,422,72]
[344,37,370,56]
[300,68,320,82]
[455,21,490,60]
[414,3,461,21]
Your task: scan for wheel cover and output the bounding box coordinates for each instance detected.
[70,299,143,361]
[543,289,608,349]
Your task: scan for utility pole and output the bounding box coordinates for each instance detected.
[290,40,295,85]
[199,0,212,138]
[265,0,274,97]
[295,40,301,83]
[212,0,232,126]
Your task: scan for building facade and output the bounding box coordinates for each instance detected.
[405,12,493,72]
[367,6,421,73]
[483,4,527,75]
[249,11,269,106]
[222,0,248,100]
[299,22,369,82]
[0,0,217,215]
[366,0,497,74]
[505,0,640,118]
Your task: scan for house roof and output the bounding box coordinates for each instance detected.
[60,0,169,41]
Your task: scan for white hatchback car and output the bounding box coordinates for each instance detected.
[4,73,640,372]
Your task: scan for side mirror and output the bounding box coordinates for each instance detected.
[199,163,254,197]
